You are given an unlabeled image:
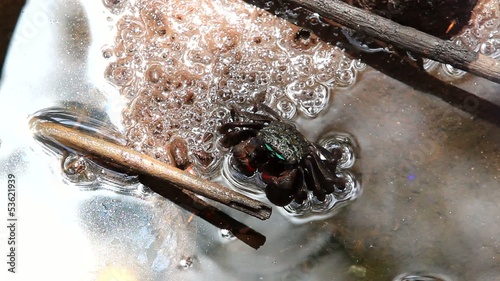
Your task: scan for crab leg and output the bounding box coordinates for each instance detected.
[219,129,258,148]
[292,167,308,204]
[254,103,282,120]
[262,168,301,206]
[313,143,343,166]
[218,121,266,134]
[309,151,345,191]
[230,104,275,122]
[139,174,266,249]
[303,156,327,201]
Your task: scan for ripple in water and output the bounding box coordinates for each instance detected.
[221,132,361,222]
[393,272,452,281]
[30,108,142,196]
[282,169,359,223]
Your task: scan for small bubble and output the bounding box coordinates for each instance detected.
[102,48,113,59]
[102,0,127,14]
[220,229,236,240]
[62,155,97,183]
[145,64,164,84]
[178,256,195,269]
[275,97,296,120]
[335,69,355,88]
[105,60,134,86]
[286,81,329,117]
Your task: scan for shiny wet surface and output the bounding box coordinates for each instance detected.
[0,0,499,280]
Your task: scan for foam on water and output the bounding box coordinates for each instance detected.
[103,0,364,179]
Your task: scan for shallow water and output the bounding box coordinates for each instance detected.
[0,0,499,280]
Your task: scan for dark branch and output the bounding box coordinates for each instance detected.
[280,0,500,84]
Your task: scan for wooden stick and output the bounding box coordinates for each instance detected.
[31,118,272,220]
[280,0,500,84]
[140,174,266,249]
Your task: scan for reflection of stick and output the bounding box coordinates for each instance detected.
[140,175,266,250]
[31,118,272,220]
[280,0,500,84]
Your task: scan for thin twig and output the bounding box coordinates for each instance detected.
[30,117,272,220]
[280,0,500,84]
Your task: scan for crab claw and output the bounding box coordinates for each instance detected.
[231,138,267,176]
[219,129,257,148]
[262,169,301,206]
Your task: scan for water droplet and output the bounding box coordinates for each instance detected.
[62,154,97,184]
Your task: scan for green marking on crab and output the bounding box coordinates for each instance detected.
[264,143,286,161]
[259,121,306,164]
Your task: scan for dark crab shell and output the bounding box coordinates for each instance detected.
[257,121,308,165]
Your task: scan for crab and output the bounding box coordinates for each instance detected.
[218,103,346,206]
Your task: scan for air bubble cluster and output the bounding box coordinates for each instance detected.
[104,0,363,177]
[424,0,500,79]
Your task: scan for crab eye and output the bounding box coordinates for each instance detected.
[264,143,285,161]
